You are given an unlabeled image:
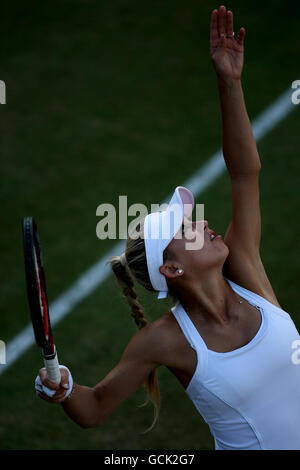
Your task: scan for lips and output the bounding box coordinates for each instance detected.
[209,230,222,241]
[209,230,216,241]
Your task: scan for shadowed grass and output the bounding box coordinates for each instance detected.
[0,0,299,450]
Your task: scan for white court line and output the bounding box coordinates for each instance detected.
[0,84,297,376]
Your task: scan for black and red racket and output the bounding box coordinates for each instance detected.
[22,217,61,384]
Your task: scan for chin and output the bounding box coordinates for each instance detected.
[224,242,230,257]
[218,241,230,262]
[221,245,230,269]
[221,239,230,252]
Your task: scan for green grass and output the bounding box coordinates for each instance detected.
[0,0,299,450]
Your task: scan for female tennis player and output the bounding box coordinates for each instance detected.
[35,6,300,450]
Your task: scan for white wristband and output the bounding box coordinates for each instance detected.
[35,365,73,399]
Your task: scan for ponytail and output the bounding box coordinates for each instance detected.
[110,256,147,330]
[110,249,160,433]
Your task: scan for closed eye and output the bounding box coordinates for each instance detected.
[182,221,207,230]
[182,220,207,237]
[181,220,194,235]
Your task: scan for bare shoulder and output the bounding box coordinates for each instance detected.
[149,311,197,377]
[153,311,198,389]
[127,310,194,370]
[120,313,173,365]
[135,311,182,364]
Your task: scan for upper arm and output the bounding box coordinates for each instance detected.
[223,171,281,307]
[92,324,161,425]
[225,172,261,256]
[223,172,262,280]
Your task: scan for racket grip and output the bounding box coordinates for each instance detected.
[43,347,61,384]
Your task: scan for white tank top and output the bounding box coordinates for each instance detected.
[171,278,300,450]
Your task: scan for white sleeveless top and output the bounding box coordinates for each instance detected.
[171,278,300,450]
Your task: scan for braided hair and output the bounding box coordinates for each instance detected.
[109,221,160,432]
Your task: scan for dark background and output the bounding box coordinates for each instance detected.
[1,0,299,449]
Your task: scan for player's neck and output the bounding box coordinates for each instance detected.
[178,272,233,325]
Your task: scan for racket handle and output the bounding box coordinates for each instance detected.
[43,347,61,384]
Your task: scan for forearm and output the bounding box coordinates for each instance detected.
[62,383,101,429]
[217,77,261,177]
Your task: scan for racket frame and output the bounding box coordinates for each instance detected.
[23,217,61,384]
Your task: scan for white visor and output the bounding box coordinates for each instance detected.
[144,186,194,299]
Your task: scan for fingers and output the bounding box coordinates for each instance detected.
[210,9,219,43]
[39,366,70,390]
[36,389,67,403]
[237,27,246,46]
[59,367,70,390]
[37,367,69,399]
[36,366,72,404]
[218,5,226,37]
[36,378,68,403]
[211,6,244,42]
[226,10,233,37]
[39,368,60,390]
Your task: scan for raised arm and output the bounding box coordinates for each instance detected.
[210,7,261,174]
[210,6,280,306]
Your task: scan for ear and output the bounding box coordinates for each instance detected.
[159,263,184,280]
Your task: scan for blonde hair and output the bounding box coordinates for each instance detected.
[109,220,160,433]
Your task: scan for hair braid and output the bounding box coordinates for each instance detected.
[110,256,147,330]
[110,240,160,432]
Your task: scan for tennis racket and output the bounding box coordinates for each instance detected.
[22,216,61,384]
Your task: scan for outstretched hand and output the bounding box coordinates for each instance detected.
[210,5,245,81]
